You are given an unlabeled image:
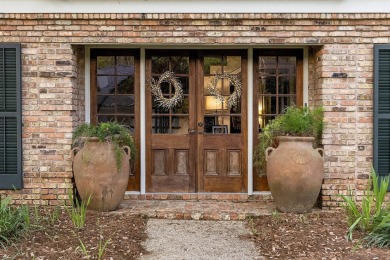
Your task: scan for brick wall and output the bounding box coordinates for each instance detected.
[0,13,388,207]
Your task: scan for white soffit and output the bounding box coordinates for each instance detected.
[1,0,390,14]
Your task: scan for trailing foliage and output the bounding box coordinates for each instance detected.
[339,168,390,247]
[0,196,31,246]
[253,106,324,171]
[72,122,137,172]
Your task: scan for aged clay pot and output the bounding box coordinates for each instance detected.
[266,136,324,213]
[72,137,130,212]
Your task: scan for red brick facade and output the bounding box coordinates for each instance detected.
[0,13,389,208]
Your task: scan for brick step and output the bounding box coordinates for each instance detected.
[124,193,273,202]
[119,198,275,221]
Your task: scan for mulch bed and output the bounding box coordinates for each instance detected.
[0,209,147,259]
[245,210,389,259]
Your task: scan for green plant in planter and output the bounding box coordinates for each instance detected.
[254,106,324,171]
[72,122,137,171]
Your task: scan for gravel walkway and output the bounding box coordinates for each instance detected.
[141,219,262,260]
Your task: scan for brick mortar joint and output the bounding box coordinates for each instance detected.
[2,13,390,20]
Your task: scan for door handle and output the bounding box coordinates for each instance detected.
[188,129,196,134]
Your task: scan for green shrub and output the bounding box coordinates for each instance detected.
[72,122,137,171]
[339,168,390,244]
[0,196,31,246]
[253,106,324,171]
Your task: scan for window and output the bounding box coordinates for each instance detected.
[90,49,140,191]
[374,45,390,191]
[0,44,22,189]
[253,49,303,191]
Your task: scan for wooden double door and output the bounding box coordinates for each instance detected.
[146,50,247,193]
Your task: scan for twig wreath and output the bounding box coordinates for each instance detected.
[207,72,242,108]
[149,71,184,110]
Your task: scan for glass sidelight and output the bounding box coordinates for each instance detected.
[253,49,303,191]
[257,54,301,132]
[90,49,140,191]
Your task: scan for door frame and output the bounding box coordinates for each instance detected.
[86,46,309,194]
[145,49,248,193]
[145,50,197,192]
[196,50,248,192]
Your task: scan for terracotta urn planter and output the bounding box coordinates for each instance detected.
[72,137,130,212]
[266,136,324,213]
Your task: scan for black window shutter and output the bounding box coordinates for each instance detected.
[374,45,390,191]
[0,43,22,189]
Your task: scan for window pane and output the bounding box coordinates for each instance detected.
[278,76,296,94]
[260,76,276,94]
[97,76,115,94]
[259,56,277,75]
[117,116,135,134]
[117,75,134,94]
[97,95,115,114]
[117,56,134,76]
[116,95,135,114]
[258,115,276,133]
[259,96,277,115]
[98,115,115,123]
[97,56,115,75]
[279,57,296,74]
[279,96,296,113]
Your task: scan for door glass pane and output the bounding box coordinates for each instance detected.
[230,116,241,133]
[152,56,169,74]
[171,116,190,134]
[151,55,190,135]
[171,56,189,74]
[172,97,189,114]
[152,116,170,134]
[203,55,242,135]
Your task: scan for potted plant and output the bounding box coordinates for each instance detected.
[254,106,324,213]
[71,122,136,212]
